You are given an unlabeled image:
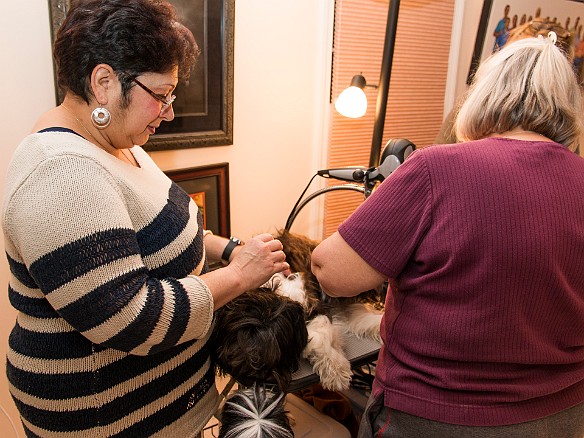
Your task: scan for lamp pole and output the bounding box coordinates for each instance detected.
[369,0,401,167]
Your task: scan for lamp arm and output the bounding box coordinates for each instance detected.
[369,0,401,167]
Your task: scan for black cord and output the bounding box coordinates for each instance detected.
[284,173,318,230]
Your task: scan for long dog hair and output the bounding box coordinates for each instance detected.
[212,229,384,435]
[212,230,383,391]
[218,385,293,438]
[274,229,385,391]
[211,281,309,391]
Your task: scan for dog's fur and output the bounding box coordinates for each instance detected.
[211,285,308,391]
[212,230,384,436]
[274,229,384,391]
[212,230,384,393]
[218,385,293,438]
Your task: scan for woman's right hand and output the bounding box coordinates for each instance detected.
[227,233,289,292]
[201,233,289,309]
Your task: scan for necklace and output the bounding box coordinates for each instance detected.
[61,104,136,166]
[61,104,99,144]
[120,148,138,166]
[494,129,552,142]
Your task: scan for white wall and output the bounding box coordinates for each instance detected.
[445,0,484,112]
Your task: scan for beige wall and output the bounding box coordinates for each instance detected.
[0,0,483,435]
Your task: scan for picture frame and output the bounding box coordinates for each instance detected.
[47,0,234,150]
[165,163,231,239]
[468,0,584,83]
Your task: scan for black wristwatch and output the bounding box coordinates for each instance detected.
[221,237,242,264]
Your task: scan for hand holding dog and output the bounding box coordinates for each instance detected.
[201,233,289,309]
[229,233,290,290]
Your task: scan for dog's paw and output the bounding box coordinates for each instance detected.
[303,315,352,391]
[312,353,352,391]
[343,303,383,342]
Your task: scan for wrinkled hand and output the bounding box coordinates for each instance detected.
[227,233,289,291]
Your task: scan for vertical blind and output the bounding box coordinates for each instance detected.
[324,0,455,237]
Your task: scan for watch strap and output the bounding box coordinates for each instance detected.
[221,237,241,263]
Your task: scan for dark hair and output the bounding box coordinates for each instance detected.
[53,0,199,104]
[211,289,308,392]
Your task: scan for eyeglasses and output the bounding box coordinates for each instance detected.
[131,77,176,116]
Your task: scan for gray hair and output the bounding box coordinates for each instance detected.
[455,35,583,151]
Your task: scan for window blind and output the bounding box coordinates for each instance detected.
[324,0,455,237]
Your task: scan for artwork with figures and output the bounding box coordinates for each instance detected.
[470,0,584,82]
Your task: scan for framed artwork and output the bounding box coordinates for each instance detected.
[165,163,231,238]
[48,0,234,150]
[468,0,584,83]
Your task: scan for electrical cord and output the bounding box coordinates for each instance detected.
[284,173,318,231]
[285,182,366,231]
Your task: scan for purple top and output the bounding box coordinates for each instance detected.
[339,138,584,426]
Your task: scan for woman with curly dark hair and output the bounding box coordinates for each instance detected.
[2,1,289,435]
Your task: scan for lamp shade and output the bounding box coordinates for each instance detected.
[334,74,368,118]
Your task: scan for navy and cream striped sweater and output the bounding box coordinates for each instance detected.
[2,130,218,436]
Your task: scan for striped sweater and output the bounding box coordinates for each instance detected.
[2,129,218,436]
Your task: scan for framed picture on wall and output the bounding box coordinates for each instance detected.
[165,163,231,238]
[48,0,234,150]
[468,0,584,83]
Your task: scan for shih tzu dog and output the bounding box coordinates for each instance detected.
[273,229,384,391]
[211,230,384,394]
[211,278,306,437]
[211,284,309,391]
[211,229,384,437]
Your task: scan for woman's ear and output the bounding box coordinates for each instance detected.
[90,64,116,105]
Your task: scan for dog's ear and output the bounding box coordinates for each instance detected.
[274,229,319,273]
[275,229,323,299]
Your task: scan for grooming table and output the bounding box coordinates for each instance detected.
[287,332,381,392]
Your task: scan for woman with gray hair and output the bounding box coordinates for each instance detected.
[435,17,575,145]
[456,32,582,150]
[311,33,584,437]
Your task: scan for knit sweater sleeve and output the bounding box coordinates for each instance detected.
[3,152,214,356]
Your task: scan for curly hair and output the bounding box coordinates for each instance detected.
[53,0,199,104]
[211,289,308,392]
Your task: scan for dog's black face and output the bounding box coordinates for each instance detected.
[211,288,308,391]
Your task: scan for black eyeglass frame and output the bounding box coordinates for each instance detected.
[131,77,176,116]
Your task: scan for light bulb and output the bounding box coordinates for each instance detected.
[335,86,368,118]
